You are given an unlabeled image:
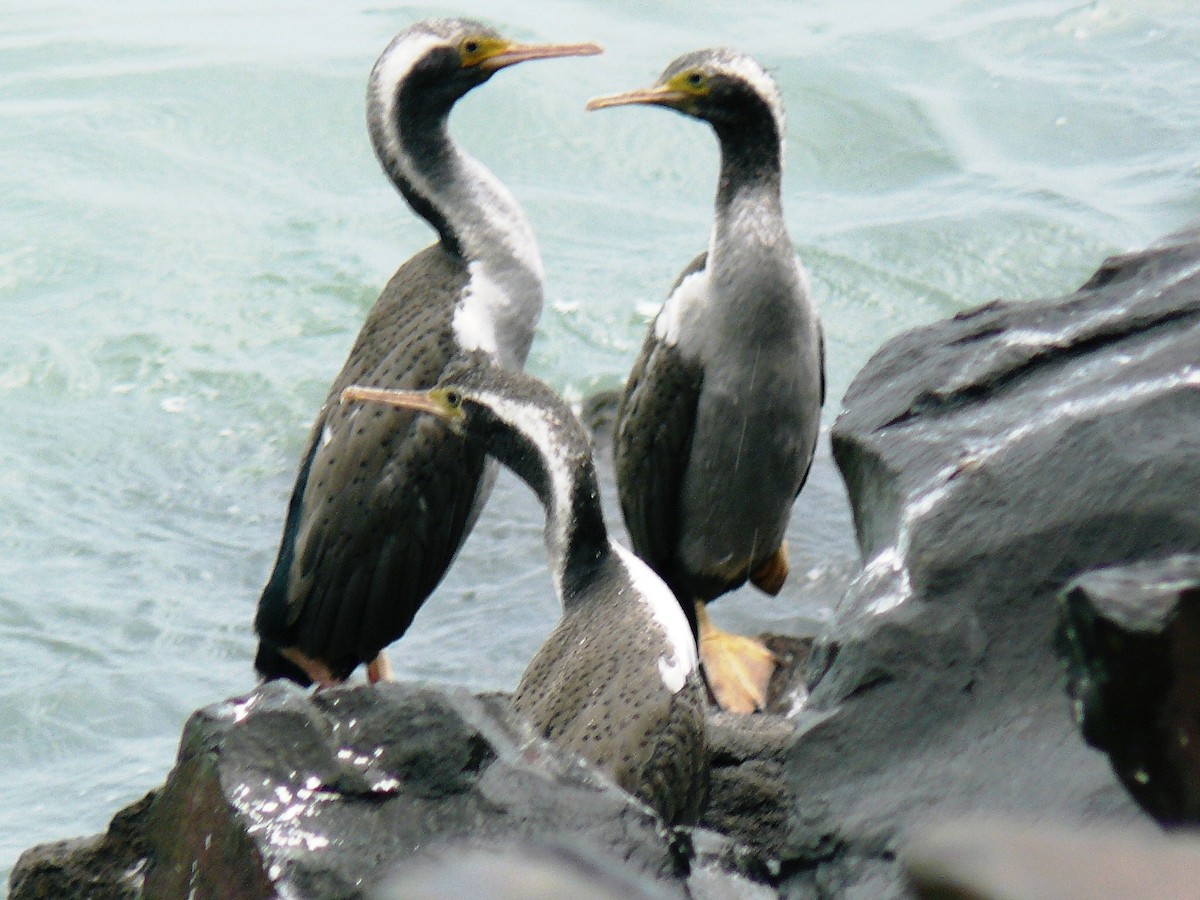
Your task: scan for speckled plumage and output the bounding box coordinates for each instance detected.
[255,248,489,681]
[344,365,707,825]
[513,556,707,825]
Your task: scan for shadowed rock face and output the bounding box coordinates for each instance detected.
[780,224,1200,895]
[904,818,1200,900]
[1059,554,1200,825]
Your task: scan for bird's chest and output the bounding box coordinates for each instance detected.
[693,364,811,484]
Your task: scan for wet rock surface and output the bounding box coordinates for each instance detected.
[11,680,798,899]
[904,818,1200,900]
[1058,554,1200,825]
[6,791,154,900]
[781,224,1200,895]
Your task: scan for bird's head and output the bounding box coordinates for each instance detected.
[340,359,588,460]
[371,19,601,118]
[586,47,784,139]
[339,382,472,436]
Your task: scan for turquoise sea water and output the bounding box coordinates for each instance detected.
[2,0,1199,879]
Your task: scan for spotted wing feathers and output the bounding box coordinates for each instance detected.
[256,246,488,681]
[513,586,707,825]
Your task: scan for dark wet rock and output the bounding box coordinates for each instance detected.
[12,682,688,899]
[374,838,682,900]
[149,681,688,898]
[905,817,1200,899]
[12,677,809,899]
[1058,553,1200,825]
[7,790,154,900]
[781,224,1200,895]
[762,634,812,714]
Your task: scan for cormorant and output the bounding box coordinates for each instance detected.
[254,19,601,685]
[589,49,824,713]
[342,361,706,825]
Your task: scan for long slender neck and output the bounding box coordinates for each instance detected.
[705,116,799,341]
[369,81,544,366]
[476,396,612,604]
[710,115,786,265]
[542,455,612,604]
[713,116,783,216]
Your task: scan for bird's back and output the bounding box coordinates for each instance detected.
[512,557,707,825]
[255,245,493,680]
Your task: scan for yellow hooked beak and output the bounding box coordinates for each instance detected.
[477,40,603,74]
[340,385,460,422]
[586,85,690,112]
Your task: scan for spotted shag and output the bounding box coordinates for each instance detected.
[254,20,601,686]
[589,49,825,713]
[342,362,706,825]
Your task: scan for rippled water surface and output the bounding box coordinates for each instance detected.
[3,0,1199,878]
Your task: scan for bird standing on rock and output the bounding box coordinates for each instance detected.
[343,363,707,826]
[589,50,825,714]
[253,19,601,687]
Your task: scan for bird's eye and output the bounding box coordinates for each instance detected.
[686,71,704,87]
[445,390,462,408]
[462,39,480,55]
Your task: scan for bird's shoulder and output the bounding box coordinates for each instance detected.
[331,244,469,393]
[653,252,710,350]
[512,607,706,822]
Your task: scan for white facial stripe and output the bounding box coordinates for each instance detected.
[475,390,575,550]
[370,30,443,183]
[708,49,786,146]
[614,544,698,694]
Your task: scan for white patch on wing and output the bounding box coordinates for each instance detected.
[654,266,708,346]
[320,423,334,448]
[614,543,698,694]
[453,262,505,357]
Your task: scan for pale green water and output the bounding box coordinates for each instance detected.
[2,0,1199,879]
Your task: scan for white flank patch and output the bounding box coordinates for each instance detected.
[453,262,505,357]
[614,543,698,694]
[320,423,334,448]
[654,266,708,346]
[476,390,574,545]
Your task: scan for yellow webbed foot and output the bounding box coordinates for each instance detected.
[366,651,393,684]
[280,647,340,689]
[696,601,779,714]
